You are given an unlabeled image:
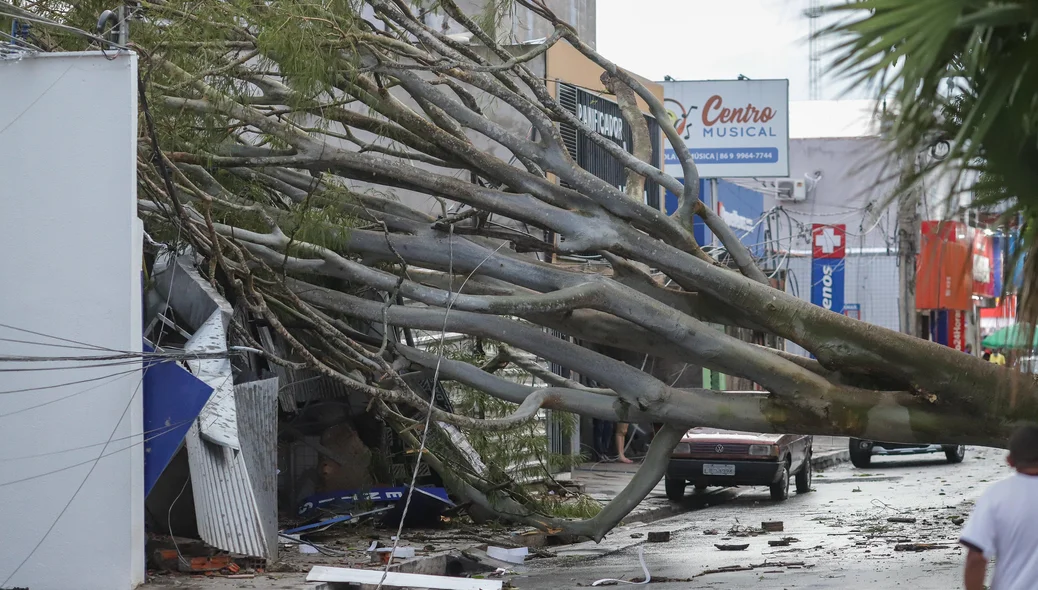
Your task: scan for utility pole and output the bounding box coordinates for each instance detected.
[897,154,921,337]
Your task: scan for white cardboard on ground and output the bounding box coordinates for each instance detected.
[307,565,503,590]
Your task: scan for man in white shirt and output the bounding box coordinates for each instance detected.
[960,424,1038,589]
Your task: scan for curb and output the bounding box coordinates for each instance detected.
[811,448,851,471]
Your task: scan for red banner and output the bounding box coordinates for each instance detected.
[917,221,973,311]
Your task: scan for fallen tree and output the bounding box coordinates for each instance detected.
[9,0,1038,541]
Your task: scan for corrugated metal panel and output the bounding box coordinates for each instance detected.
[287,370,353,406]
[185,424,269,558]
[257,326,356,412]
[234,378,279,560]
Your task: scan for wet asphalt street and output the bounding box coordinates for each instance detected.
[516,445,1013,590]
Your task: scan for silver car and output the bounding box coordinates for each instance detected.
[849,438,965,468]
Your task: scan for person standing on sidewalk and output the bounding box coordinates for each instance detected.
[614,422,633,464]
[592,418,613,461]
[960,423,1038,589]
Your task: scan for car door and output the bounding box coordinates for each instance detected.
[796,435,813,471]
[786,435,807,472]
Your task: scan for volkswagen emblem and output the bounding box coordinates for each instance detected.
[715,444,724,453]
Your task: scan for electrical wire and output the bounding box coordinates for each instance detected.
[374,232,509,590]
[592,545,650,586]
[0,417,194,464]
[277,532,345,557]
[0,29,42,52]
[0,350,235,363]
[168,476,191,569]
[373,226,458,590]
[0,367,140,395]
[1,375,144,587]
[0,369,138,418]
[0,413,193,475]
[0,3,131,50]
[0,336,128,353]
[0,350,246,374]
[0,322,124,352]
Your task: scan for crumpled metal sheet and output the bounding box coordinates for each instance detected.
[185,424,268,558]
[160,256,277,559]
[185,310,239,450]
[184,378,278,559]
[234,378,279,559]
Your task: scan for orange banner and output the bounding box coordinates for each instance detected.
[917,221,973,311]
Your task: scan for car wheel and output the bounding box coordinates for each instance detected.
[770,461,790,501]
[849,438,872,468]
[694,484,708,494]
[665,477,687,501]
[795,453,813,493]
[944,444,966,464]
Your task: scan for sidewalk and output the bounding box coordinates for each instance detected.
[571,436,850,526]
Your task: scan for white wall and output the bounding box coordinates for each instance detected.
[784,253,900,357]
[0,52,143,590]
[766,137,900,252]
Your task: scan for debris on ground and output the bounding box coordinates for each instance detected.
[761,521,784,532]
[647,531,671,543]
[726,523,767,537]
[715,543,750,551]
[152,550,237,573]
[767,537,801,547]
[887,517,918,524]
[486,546,529,564]
[374,546,417,564]
[463,547,525,571]
[297,486,451,518]
[895,543,951,552]
[626,561,810,583]
[306,565,503,590]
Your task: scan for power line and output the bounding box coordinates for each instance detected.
[0,416,196,464]
[0,3,130,51]
[2,375,144,587]
[0,369,138,418]
[0,321,125,353]
[0,367,140,395]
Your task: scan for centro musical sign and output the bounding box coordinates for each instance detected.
[811,224,846,314]
[660,79,789,178]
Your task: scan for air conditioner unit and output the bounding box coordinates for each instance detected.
[776,178,807,202]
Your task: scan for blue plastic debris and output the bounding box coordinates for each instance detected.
[142,341,214,496]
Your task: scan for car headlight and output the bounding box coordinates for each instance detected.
[748,444,776,456]
[673,443,691,455]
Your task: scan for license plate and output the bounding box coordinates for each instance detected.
[703,463,735,476]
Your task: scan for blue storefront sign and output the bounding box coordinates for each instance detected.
[664,178,765,256]
[810,258,845,314]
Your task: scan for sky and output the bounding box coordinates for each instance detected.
[596,0,863,103]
